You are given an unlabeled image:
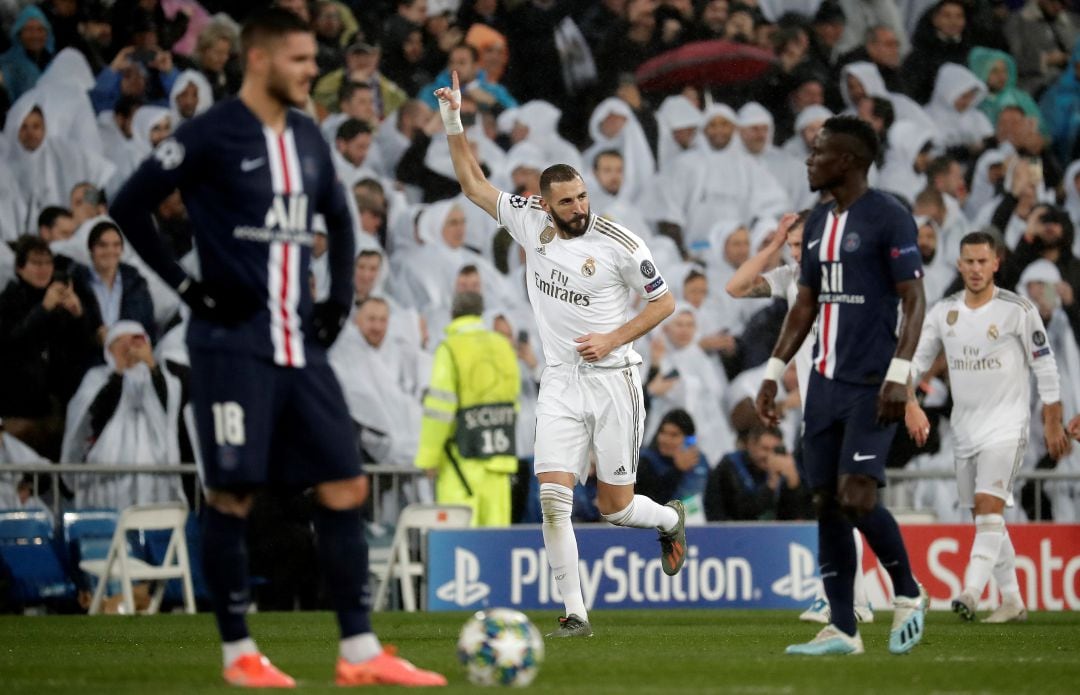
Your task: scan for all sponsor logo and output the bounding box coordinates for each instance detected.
[987,324,999,340]
[509,195,528,209]
[946,310,958,326]
[582,257,596,277]
[640,260,656,278]
[645,277,665,293]
[1033,330,1047,346]
[540,226,556,245]
[842,233,861,253]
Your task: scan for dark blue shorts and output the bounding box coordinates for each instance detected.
[801,370,896,491]
[189,348,361,490]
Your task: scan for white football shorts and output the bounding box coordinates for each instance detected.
[955,438,1027,508]
[533,363,645,485]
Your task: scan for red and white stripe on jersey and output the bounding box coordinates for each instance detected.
[264,126,305,368]
[814,209,847,379]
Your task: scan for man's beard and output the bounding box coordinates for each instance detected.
[551,207,590,237]
[921,248,936,265]
[268,72,305,108]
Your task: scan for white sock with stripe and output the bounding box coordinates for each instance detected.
[963,514,1006,598]
[539,483,588,621]
[601,495,678,533]
[991,529,1023,605]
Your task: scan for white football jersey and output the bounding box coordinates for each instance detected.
[763,262,815,404]
[912,288,1060,458]
[496,191,669,368]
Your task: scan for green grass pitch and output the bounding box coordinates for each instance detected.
[2,610,1078,693]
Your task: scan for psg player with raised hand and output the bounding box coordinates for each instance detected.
[110,8,445,688]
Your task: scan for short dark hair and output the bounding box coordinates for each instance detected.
[457,264,480,277]
[683,268,706,285]
[451,291,484,318]
[336,117,372,142]
[926,154,957,182]
[88,221,122,251]
[241,7,312,57]
[748,423,783,443]
[795,209,812,227]
[339,80,373,105]
[450,43,479,62]
[592,149,623,171]
[659,408,695,437]
[14,235,51,268]
[539,164,583,197]
[37,206,71,231]
[960,230,998,253]
[356,249,382,263]
[822,115,879,169]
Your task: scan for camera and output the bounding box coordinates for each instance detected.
[52,267,70,285]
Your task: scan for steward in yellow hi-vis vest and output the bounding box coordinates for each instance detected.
[415,293,520,526]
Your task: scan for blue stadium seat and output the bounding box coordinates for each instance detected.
[0,510,76,607]
[62,509,120,592]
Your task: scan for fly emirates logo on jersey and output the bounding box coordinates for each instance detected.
[947,344,1003,372]
[233,194,316,246]
[533,267,591,307]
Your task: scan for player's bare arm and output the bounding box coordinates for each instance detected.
[726,212,798,299]
[435,70,499,219]
[756,283,819,426]
[576,291,675,363]
[879,278,925,424]
[1043,401,1073,460]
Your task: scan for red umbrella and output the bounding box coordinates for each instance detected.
[635,40,777,92]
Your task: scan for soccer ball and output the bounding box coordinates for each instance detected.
[457,608,544,687]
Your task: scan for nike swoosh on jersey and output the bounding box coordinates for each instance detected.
[807,239,821,249]
[241,157,266,172]
[853,452,876,461]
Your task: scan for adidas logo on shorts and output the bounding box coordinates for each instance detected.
[613,466,628,476]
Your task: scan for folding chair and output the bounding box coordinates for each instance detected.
[372,504,472,612]
[80,502,195,615]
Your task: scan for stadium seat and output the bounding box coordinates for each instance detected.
[372,504,472,612]
[61,509,120,590]
[79,502,196,615]
[0,510,76,607]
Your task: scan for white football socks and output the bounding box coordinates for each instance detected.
[222,637,258,667]
[992,529,1023,604]
[539,483,588,621]
[601,495,679,533]
[963,513,1006,599]
[340,633,382,664]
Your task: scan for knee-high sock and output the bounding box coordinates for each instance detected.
[601,495,679,532]
[818,503,858,636]
[852,530,868,608]
[313,505,373,641]
[963,513,1006,600]
[539,483,587,621]
[202,507,251,644]
[852,503,920,599]
[991,527,1023,604]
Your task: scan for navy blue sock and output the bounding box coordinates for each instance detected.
[818,505,858,636]
[313,505,372,638]
[853,503,919,598]
[202,507,251,642]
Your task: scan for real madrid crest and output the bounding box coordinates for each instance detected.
[987,324,999,340]
[582,257,596,277]
[946,310,958,325]
[540,226,556,245]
